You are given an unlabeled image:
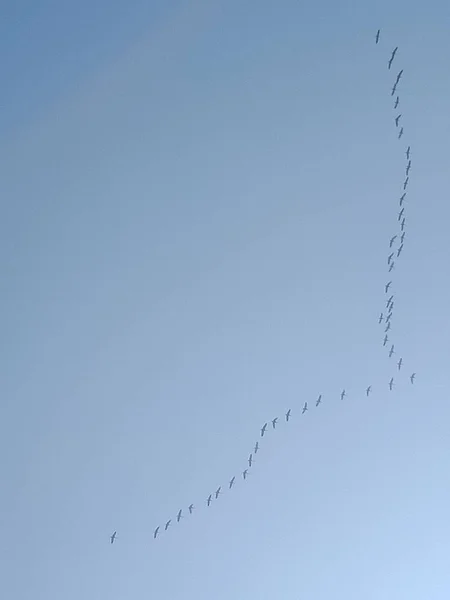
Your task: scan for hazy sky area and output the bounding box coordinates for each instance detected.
[2,1,450,598]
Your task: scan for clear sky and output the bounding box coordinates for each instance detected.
[2,1,450,598]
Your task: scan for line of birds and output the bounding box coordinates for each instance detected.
[110,29,417,545]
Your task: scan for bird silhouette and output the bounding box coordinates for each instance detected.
[383,334,389,346]
[260,423,268,437]
[243,469,249,480]
[397,358,403,371]
[248,454,253,467]
[176,509,183,523]
[316,394,322,406]
[394,96,399,108]
[403,176,409,190]
[398,207,405,221]
[389,345,395,358]
[285,409,291,422]
[164,520,171,531]
[254,441,259,454]
[389,261,395,272]
[110,531,117,544]
[379,312,384,324]
[366,386,372,397]
[395,69,404,84]
[401,218,406,231]
[375,29,380,44]
[400,193,406,206]
[389,236,397,248]
[389,377,394,391]
[271,417,278,429]
[385,280,392,292]
[410,373,416,384]
[153,527,160,539]
[398,127,404,139]
[207,495,212,507]
[302,402,308,414]
[188,504,194,514]
[406,146,411,160]
[395,114,402,127]
[397,244,403,257]
[388,47,398,69]
[229,476,236,489]
[340,389,346,401]
[384,321,391,333]
[215,487,221,499]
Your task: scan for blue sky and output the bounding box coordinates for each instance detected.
[2,1,450,598]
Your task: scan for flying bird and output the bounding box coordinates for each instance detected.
[384,321,391,333]
[248,454,253,467]
[398,127,404,139]
[389,261,395,272]
[400,193,406,206]
[375,29,380,44]
[389,345,395,358]
[394,96,399,108]
[395,69,404,84]
[406,146,411,159]
[391,83,398,96]
[188,504,194,514]
[366,386,372,397]
[302,402,308,414]
[401,231,406,243]
[397,358,403,371]
[406,160,411,176]
[403,176,409,190]
[229,476,236,489]
[207,494,212,507]
[110,531,117,544]
[153,527,160,539]
[398,207,405,221]
[388,47,398,69]
[316,394,322,406]
[383,334,389,346]
[340,389,346,401]
[401,218,406,231]
[285,409,291,422]
[389,377,394,391]
[254,441,259,454]
[386,294,394,307]
[389,235,397,248]
[397,244,404,257]
[395,114,402,127]
[177,509,183,523]
[410,373,416,384]
[386,312,392,323]
[378,312,384,324]
[260,423,268,437]
[385,280,392,293]
[388,253,394,265]
[215,487,221,499]
[164,520,171,531]
[242,469,249,480]
[271,417,278,429]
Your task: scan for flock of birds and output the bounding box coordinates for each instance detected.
[110,29,416,546]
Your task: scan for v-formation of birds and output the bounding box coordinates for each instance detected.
[110,29,417,545]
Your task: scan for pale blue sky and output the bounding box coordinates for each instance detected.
[2,1,450,599]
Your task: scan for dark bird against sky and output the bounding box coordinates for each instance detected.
[110,531,117,544]
[388,46,398,69]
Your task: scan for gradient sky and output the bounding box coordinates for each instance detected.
[2,1,450,599]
